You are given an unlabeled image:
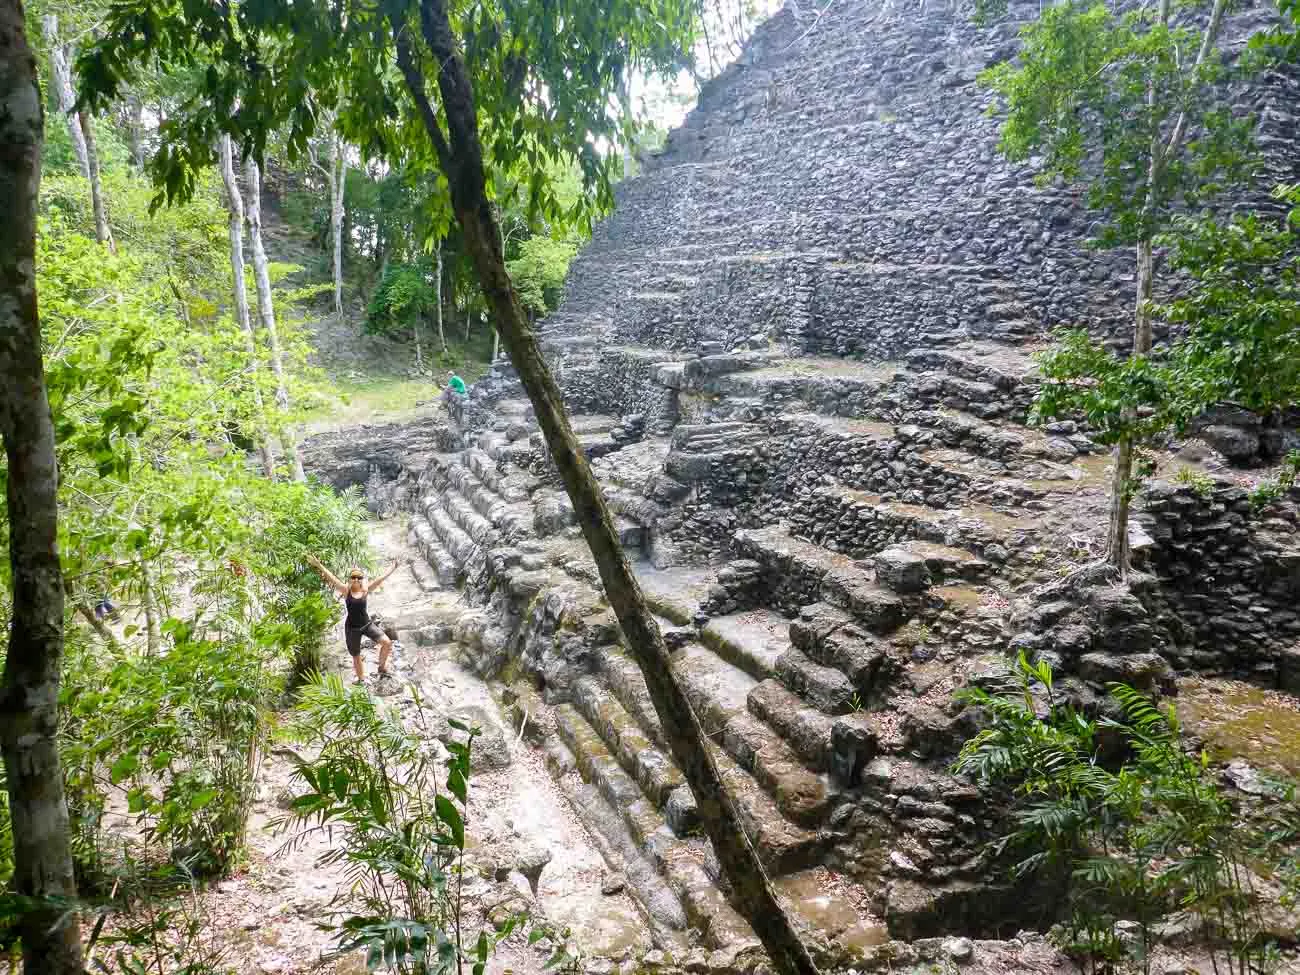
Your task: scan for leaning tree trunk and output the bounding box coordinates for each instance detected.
[330,132,346,315]
[218,136,276,479]
[245,156,306,482]
[395,4,818,973]
[78,110,115,253]
[0,8,86,972]
[40,14,88,176]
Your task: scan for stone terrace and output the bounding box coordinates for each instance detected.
[397,0,1300,967]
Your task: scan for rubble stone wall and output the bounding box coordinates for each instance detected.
[1138,480,1300,689]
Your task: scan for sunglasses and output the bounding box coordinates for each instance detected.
[350,574,364,580]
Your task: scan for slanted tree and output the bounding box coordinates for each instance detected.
[977,0,1253,571]
[219,135,277,479]
[77,107,115,252]
[0,2,85,971]
[79,2,818,971]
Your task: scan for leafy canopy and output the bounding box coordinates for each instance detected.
[1158,184,1300,416]
[78,0,698,235]
[980,0,1253,246]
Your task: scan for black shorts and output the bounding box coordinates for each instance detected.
[345,622,385,656]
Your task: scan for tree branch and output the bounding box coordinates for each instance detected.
[391,22,453,173]
[1161,0,1229,165]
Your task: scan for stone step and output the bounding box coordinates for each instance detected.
[408,557,440,593]
[747,679,835,772]
[632,563,719,626]
[732,526,906,632]
[445,491,496,545]
[672,643,834,831]
[550,704,758,950]
[903,342,1039,391]
[424,500,477,564]
[787,485,1012,567]
[890,540,991,584]
[571,675,690,817]
[540,738,696,954]
[701,609,791,681]
[790,603,895,702]
[597,641,835,848]
[409,516,461,586]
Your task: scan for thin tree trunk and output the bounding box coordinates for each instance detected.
[491,328,499,363]
[330,132,346,315]
[464,300,471,343]
[40,14,88,176]
[245,156,306,482]
[413,313,424,373]
[78,110,115,253]
[139,561,160,656]
[395,5,817,973]
[435,239,447,353]
[218,136,277,479]
[0,10,85,971]
[125,92,145,171]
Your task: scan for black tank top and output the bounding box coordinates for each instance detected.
[344,591,369,628]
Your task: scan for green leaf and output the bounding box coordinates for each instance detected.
[435,794,465,849]
[110,753,140,785]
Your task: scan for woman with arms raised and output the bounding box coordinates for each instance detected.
[306,555,401,684]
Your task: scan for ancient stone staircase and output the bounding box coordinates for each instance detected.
[400,331,1121,965]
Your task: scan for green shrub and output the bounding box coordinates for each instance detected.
[954,654,1298,975]
[61,621,283,882]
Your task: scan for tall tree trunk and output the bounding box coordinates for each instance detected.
[464,300,471,343]
[330,132,346,315]
[413,313,425,373]
[245,156,306,482]
[1107,234,1154,573]
[491,327,499,363]
[78,110,115,253]
[0,9,85,971]
[394,5,817,973]
[434,239,447,353]
[40,14,87,176]
[218,136,276,479]
[125,91,145,171]
[1105,0,1227,573]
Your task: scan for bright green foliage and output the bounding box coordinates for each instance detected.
[60,622,282,882]
[1158,185,1300,417]
[1248,449,1300,509]
[367,262,439,339]
[0,147,368,892]
[980,0,1252,246]
[278,676,578,975]
[77,0,698,231]
[508,234,581,316]
[1032,330,1183,447]
[955,656,1298,975]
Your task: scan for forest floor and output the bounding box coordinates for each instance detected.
[164,515,649,975]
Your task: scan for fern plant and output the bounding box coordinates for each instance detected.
[954,655,1296,975]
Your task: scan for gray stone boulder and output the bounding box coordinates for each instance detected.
[433,705,512,771]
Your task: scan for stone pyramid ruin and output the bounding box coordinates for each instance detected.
[391,0,1300,966]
